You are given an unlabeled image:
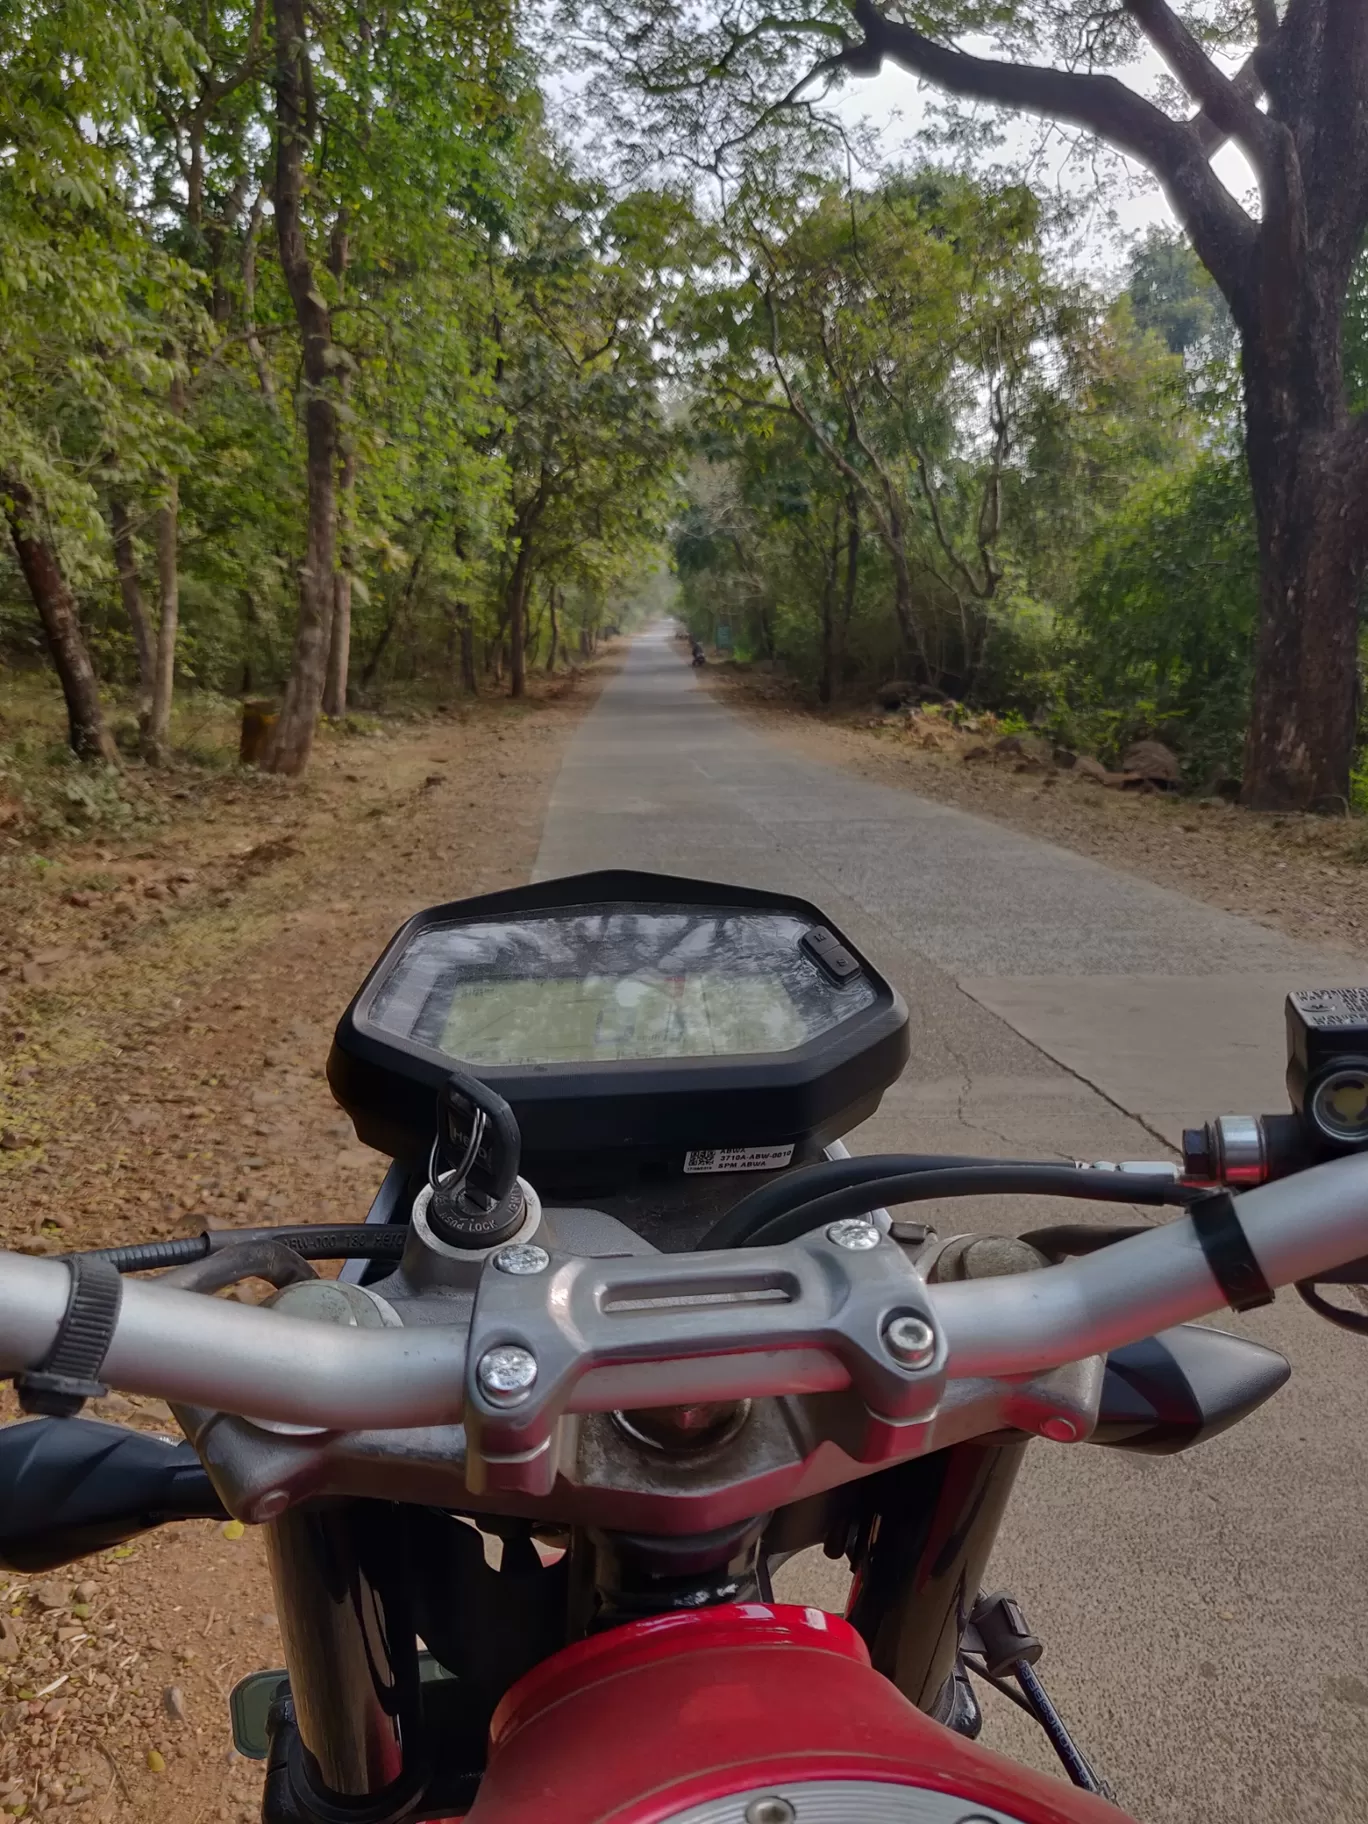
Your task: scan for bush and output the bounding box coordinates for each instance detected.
[1059,455,1258,780]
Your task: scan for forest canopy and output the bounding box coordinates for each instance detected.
[1,0,1364,808]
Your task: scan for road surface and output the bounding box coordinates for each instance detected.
[535,627,1368,1824]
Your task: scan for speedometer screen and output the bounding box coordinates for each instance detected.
[366,907,875,1066]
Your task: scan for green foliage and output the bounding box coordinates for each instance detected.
[1348,242,1368,414]
[1127,227,1233,359]
[1060,456,1259,779]
[0,0,678,759]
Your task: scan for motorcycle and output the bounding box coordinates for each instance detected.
[3,868,1367,1824]
[691,642,707,667]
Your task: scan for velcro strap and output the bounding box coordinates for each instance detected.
[16,1256,123,1417]
[1189,1191,1274,1313]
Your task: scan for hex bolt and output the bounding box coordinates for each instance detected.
[882,1314,937,1369]
[254,1490,290,1522]
[476,1345,538,1407]
[826,1218,881,1251]
[744,1800,795,1824]
[493,1243,550,1275]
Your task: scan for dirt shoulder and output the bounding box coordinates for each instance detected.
[706,666,1368,957]
[0,656,615,1824]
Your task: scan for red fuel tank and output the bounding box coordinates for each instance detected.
[463,1604,1131,1824]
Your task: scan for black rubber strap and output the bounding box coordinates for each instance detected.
[1189,1191,1274,1313]
[16,1255,123,1417]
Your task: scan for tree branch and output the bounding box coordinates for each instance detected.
[1126,0,1275,169]
[843,0,1258,310]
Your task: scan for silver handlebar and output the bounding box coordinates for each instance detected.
[3,1154,1367,1434]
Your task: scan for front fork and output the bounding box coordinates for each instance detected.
[262,1502,428,1821]
[846,1434,1028,1713]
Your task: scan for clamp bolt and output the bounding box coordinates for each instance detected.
[493,1243,550,1275]
[476,1345,538,1407]
[826,1218,881,1251]
[882,1314,937,1369]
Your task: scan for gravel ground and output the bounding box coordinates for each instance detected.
[0,658,616,1823]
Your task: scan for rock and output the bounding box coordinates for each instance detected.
[0,1617,21,1663]
[1121,739,1183,787]
[74,1583,97,1605]
[161,1686,187,1724]
[1074,755,1111,784]
[0,1131,30,1151]
[1052,746,1078,769]
[992,734,1029,758]
[961,743,991,763]
[34,1582,71,1612]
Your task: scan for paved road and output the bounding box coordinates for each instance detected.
[535,628,1368,1824]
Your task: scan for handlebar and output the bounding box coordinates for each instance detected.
[2,1155,1367,1434]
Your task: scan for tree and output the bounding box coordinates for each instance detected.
[0,0,195,762]
[1128,225,1235,360]
[683,171,1070,692]
[577,0,1368,810]
[489,157,683,695]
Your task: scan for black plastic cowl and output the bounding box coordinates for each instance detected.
[1093,1323,1290,1455]
[0,1418,226,1571]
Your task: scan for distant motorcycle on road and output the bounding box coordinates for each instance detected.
[691,640,707,667]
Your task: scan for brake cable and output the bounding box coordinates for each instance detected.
[737,1164,1203,1250]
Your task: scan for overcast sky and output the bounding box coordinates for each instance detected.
[825,51,1258,281]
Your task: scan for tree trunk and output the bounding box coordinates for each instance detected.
[506,539,534,700]
[1241,395,1367,809]
[323,567,352,718]
[1241,378,1360,816]
[838,489,860,694]
[111,498,155,724]
[817,506,842,706]
[323,431,356,718]
[547,586,560,674]
[144,477,180,763]
[322,217,354,721]
[144,366,187,764]
[456,603,478,694]
[262,0,337,776]
[4,478,118,762]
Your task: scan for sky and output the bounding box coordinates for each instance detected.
[825,51,1259,281]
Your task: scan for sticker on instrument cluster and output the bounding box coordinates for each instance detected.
[683,1144,795,1174]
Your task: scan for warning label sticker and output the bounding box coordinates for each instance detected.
[683,1144,796,1175]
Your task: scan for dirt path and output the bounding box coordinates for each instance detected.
[0,660,615,1824]
[706,668,1368,957]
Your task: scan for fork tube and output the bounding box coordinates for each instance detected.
[845,1437,1028,1710]
[264,1500,420,1800]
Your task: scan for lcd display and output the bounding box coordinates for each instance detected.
[366,906,875,1067]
